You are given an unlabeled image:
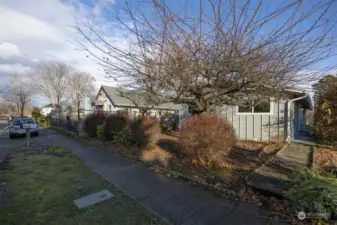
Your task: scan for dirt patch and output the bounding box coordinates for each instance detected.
[314,147,337,168]
[226,141,283,171]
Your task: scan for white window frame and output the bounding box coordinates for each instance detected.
[236,100,274,115]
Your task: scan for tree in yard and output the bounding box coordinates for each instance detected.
[31,106,41,121]
[312,75,337,143]
[3,75,33,116]
[76,0,337,113]
[32,61,72,112]
[67,72,96,111]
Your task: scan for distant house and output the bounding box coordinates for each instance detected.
[41,104,55,116]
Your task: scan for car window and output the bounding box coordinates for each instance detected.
[13,119,35,125]
[22,119,35,124]
[13,120,21,126]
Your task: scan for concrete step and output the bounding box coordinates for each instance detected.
[248,143,313,197]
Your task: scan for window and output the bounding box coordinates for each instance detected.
[254,101,270,113]
[237,99,272,114]
[13,119,35,126]
[108,105,112,112]
[238,105,253,113]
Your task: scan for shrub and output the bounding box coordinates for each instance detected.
[104,114,128,139]
[96,124,105,139]
[160,124,171,133]
[313,76,337,144]
[286,168,337,219]
[32,106,41,122]
[160,113,178,132]
[84,113,106,137]
[129,117,161,148]
[114,127,132,145]
[44,114,51,127]
[180,114,235,164]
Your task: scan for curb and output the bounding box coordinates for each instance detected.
[275,143,289,157]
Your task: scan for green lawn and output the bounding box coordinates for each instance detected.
[0,146,167,225]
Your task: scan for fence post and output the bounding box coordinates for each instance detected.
[77,108,80,136]
[26,128,30,147]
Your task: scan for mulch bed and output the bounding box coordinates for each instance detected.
[87,134,283,196]
[314,147,337,169]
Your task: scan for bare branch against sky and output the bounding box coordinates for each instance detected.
[76,0,337,112]
[3,74,34,116]
[67,71,96,111]
[31,61,73,109]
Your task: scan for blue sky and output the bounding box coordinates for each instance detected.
[1,0,336,105]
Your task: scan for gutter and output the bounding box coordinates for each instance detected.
[286,94,309,142]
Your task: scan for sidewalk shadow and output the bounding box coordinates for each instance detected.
[157,136,183,157]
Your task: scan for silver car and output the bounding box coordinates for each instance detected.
[9,117,38,139]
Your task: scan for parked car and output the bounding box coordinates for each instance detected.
[9,117,38,139]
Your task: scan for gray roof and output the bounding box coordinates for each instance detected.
[100,85,185,110]
[42,103,56,108]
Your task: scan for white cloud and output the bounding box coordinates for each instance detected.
[93,0,115,16]
[0,42,21,59]
[0,0,117,93]
[0,0,128,107]
[0,63,32,74]
[0,7,61,43]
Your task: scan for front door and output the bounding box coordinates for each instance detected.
[299,108,306,132]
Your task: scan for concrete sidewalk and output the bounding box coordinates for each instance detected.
[39,128,287,225]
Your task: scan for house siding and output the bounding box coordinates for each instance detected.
[41,107,54,116]
[97,89,123,112]
[216,100,287,142]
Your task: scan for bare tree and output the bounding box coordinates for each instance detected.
[76,0,337,113]
[67,72,95,111]
[3,75,33,116]
[32,61,72,111]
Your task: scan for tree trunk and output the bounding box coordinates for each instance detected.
[20,103,25,116]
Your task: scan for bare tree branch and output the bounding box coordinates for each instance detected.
[76,0,337,112]
[67,72,96,111]
[2,74,33,116]
[31,61,73,110]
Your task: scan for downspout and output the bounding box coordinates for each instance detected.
[286,94,308,142]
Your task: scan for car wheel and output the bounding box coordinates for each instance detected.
[9,134,14,139]
[35,132,39,137]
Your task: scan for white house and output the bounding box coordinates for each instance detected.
[41,103,55,116]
